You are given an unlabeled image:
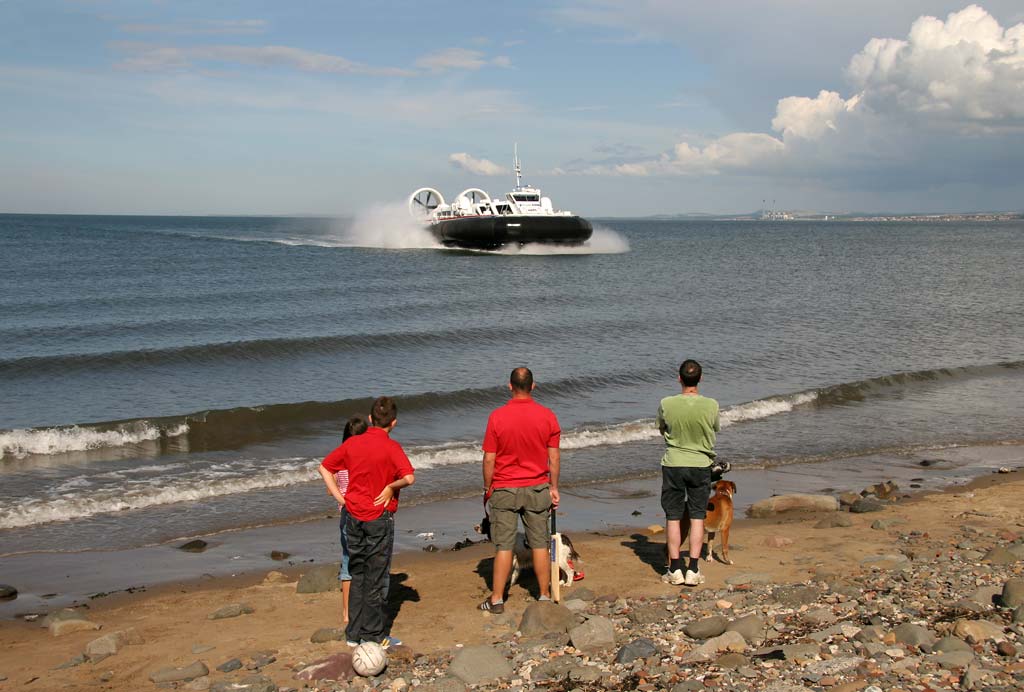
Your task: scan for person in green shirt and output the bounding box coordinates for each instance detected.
[657,359,720,586]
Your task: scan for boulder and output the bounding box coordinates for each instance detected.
[208,603,254,620]
[448,645,512,685]
[296,565,340,594]
[178,539,208,553]
[952,619,1005,644]
[892,623,934,650]
[815,514,854,529]
[294,653,355,682]
[49,618,101,636]
[85,628,144,662]
[933,636,972,653]
[715,652,748,668]
[747,494,839,518]
[569,615,616,651]
[217,658,242,673]
[849,498,885,514]
[999,579,1024,608]
[572,586,596,601]
[930,650,975,669]
[727,614,768,645]
[683,630,747,662]
[0,584,17,601]
[614,638,658,664]
[683,615,728,640]
[983,547,1019,565]
[149,661,209,684]
[518,602,575,636]
[1014,605,1024,624]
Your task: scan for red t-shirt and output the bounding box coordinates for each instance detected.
[321,427,414,521]
[483,397,561,488]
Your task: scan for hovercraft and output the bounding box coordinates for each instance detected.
[408,148,593,250]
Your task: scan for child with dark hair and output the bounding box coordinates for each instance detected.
[332,415,368,625]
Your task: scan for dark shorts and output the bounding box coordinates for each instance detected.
[661,465,712,521]
[488,483,551,551]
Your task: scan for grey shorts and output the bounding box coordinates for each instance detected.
[488,483,551,551]
[661,466,712,521]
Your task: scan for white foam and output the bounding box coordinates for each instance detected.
[492,226,630,255]
[341,203,442,249]
[720,392,818,427]
[0,423,189,459]
[0,457,316,529]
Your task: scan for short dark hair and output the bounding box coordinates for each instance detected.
[680,359,702,387]
[369,396,397,428]
[510,367,534,393]
[342,415,367,441]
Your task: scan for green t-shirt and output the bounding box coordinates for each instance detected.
[657,393,720,467]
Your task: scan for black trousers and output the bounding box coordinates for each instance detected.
[344,510,394,643]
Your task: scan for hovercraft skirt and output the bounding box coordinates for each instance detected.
[430,216,593,250]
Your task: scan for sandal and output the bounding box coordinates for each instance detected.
[478,598,504,614]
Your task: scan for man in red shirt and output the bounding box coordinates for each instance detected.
[319,396,415,647]
[479,367,561,613]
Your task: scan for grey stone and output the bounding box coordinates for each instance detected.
[85,628,144,662]
[715,652,748,668]
[211,675,277,692]
[683,615,728,639]
[416,677,467,692]
[849,498,885,513]
[726,614,768,644]
[1014,605,1024,624]
[568,615,616,651]
[860,553,910,570]
[803,656,864,675]
[854,625,884,643]
[893,623,934,650]
[185,677,211,691]
[179,539,208,553]
[747,494,839,518]
[815,514,854,528]
[772,584,820,606]
[149,660,209,684]
[967,585,1001,607]
[614,638,658,664]
[0,584,17,601]
[930,650,975,669]
[725,572,772,586]
[53,654,87,670]
[953,618,1005,643]
[49,618,101,636]
[933,636,972,653]
[217,658,242,673]
[310,627,346,643]
[684,631,747,662]
[999,578,1024,608]
[838,491,861,507]
[871,518,906,530]
[296,564,340,593]
[801,608,836,627]
[572,586,596,601]
[208,603,254,620]
[518,601,574,636]
[448,645,512,685]
[780,643,819,660]
[983,547,1019,564]
[563,598,588,613]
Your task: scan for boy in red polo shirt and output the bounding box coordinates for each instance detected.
[480,367,561,613]
[319,396,415,647]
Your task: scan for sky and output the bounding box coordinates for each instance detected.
[1,1,1023,216]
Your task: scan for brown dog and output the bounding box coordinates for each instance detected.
[703,479,737,564]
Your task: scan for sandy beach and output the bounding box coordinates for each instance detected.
[1,448,1022,691]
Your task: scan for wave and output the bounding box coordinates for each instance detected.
[0,317,643,377]
[6,360,1022,461]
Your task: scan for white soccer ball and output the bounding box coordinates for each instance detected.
[351,641,388,677]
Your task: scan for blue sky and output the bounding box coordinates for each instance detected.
[2,1,1023,215]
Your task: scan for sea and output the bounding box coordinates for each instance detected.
[2,211,1023,563]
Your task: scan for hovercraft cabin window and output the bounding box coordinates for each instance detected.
[513,194,539,202]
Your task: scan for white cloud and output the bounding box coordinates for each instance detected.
[113,42,414,77]
[577,5,1024,180]
[448,153,510,176]
[119,19,268,36]
[414,48,511,72]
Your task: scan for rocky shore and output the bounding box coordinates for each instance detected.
[1,469,1022,691]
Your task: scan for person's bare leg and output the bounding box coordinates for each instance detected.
[490,550,513,603]
[533,547,551,598]
[688,518,705,561]
[666,519,682,561]
[342,580,351,624]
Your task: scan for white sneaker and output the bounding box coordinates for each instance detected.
[661,569,685,585]
[684,569,705,586]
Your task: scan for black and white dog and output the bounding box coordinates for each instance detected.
[477,515,583,587]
